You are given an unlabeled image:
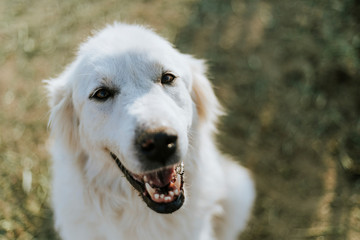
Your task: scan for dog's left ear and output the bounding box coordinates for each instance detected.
[45,68,80,153]
[185,55,223,130]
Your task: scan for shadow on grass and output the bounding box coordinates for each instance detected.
[175,0,360,239]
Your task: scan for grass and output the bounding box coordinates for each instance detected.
[1,0,360,239]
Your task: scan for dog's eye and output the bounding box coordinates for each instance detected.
[161,73,176,84]
[90,88,112,101]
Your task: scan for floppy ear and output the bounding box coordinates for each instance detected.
[187,55,224,131]
[45,73,79,152]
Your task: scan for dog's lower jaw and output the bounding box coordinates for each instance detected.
[110,152,185,214]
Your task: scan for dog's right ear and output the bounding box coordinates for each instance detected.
[45,71,79,152]
[185,55,224,132]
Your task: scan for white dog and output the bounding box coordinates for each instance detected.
[46,23,255,240]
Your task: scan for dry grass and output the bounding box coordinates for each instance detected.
[0,1,196,239]
[1,0,359,239]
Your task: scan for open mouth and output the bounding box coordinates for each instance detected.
[110,152,185,214]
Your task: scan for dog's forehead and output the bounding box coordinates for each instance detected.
[71,23,193,96]
[77,24,189,80]
[79,24,179,64]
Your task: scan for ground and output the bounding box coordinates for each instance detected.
[0,0,359,239]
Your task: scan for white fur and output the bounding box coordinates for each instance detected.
[46,23,255,240]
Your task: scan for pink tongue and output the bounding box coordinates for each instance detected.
[146,167,175,188]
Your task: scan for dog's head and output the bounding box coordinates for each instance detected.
[46,23,222,214]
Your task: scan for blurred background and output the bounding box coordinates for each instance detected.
[0,0,359,239]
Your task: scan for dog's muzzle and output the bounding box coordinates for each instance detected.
[109,127,185,214]
[135,128,179,170]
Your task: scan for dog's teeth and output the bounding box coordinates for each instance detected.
[160,194,164,199]
[143,176,148,182]
[174,174,181,189]
[154,194,159,199]
[174,189,179,195]
[164,196,171,201]
[169,191,174,196]
[145,183,155,195]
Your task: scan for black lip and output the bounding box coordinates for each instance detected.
[110,152,185,214]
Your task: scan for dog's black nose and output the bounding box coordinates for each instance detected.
[136,128,178,164]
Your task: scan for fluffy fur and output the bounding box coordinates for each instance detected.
[46,23,255,240]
